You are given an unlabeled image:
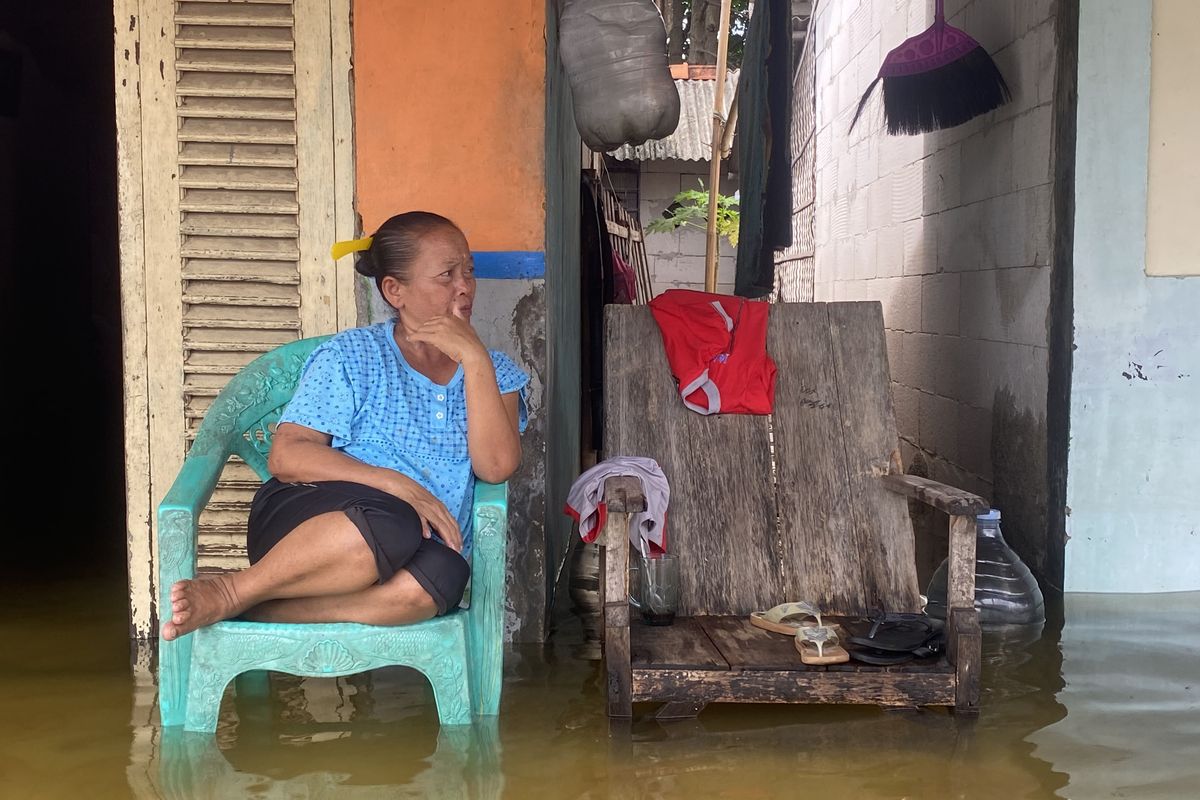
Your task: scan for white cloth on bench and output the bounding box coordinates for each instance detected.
[566,456,670,555]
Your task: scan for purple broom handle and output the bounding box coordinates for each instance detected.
[935,0,945,26]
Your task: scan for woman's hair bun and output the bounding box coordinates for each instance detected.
[353,247,379,278]
[356,211,461,296]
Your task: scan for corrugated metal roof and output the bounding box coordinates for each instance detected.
[609,70,740,162]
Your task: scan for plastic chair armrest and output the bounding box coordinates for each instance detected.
[465,481,508,716]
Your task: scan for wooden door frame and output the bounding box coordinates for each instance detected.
[113,0,356,640]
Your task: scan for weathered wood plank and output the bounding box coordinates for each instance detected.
[827,302,923,613]
[948,607,981,713]
[699,615,814,672]
[599,539,632,718]
[880,474,990,516]
[604,305,782,615]
[768,303,868,615]
[144,0,188,634]
[294,0,338,339]
[948,515,978,610]
[602,475,647,514]
[605,625,633,718]
[330,0,357,331]
[632,669,956,706]
[604,603,630,629]
[600,512,632,611]
[631,618,728,671]
[116,0,154,639]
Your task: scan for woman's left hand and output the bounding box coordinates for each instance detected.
[408,310,487,365]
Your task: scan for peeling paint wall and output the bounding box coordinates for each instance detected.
[352,0,553,639]
[1066,0,1200,592]
[472,281,548,639]
[363,276,548,640]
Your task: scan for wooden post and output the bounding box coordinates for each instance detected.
[704,0,735,293]
[948,514,977,610]
[601,521,633,718]
[947,514,981,713]
[599,476,644,718]
[948,607,982,712]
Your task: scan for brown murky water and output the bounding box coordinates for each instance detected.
[1,574,1198,799]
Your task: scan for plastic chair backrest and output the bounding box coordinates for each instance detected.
[189,335,332,480]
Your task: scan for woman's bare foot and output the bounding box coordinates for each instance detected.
[160,575,245,640]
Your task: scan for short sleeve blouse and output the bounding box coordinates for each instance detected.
[278,321,530,554]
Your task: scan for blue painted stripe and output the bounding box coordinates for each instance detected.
[472,251,545,279]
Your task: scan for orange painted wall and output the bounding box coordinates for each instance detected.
[353,0,547,252]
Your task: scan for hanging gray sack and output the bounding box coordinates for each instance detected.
[558,0,681,152]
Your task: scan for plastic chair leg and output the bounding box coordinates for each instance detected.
[235,670,270,698]
[426,666,473,726]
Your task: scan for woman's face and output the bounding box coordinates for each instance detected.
[385,226,476,328]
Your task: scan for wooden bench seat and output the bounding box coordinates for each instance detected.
[630,615,956,716]
[596,302,987,719]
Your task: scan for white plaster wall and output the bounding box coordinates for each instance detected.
[639,159,738,296]
[1066,0,1200,592]
[810,0,1059,574]
[1144,1,1200,277]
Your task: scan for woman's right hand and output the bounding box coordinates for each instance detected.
[389,474,463,553]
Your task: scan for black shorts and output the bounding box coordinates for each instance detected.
[247,479,470,615]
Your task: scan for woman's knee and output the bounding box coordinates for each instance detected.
[433,552,471,612]
[378,552,469,622]
[374,570,440,623]
[413,562,470,618]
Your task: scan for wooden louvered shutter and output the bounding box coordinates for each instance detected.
[117,0,354,638]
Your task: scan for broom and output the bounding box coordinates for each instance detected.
[851,0,1010,135]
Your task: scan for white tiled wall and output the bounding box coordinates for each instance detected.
[638,159,739,296]
[811,0,1058,501]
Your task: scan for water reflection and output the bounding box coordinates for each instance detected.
[128,659,504,799]
[6,578,1196,799]
[121,611,1074,800]
[1029,593,1200,799]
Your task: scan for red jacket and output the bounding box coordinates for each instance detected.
[648,289,776,415]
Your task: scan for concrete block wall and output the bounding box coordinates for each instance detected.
[639,159,739,295]
[811,0,1060,579]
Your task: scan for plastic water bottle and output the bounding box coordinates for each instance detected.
[924,509,1045,625]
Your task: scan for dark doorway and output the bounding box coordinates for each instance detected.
[0,3,124,583]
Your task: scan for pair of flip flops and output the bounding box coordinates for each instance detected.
[749,602,850,665]
[844,611,945,665]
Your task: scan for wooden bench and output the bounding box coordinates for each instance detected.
[597,302,987,718]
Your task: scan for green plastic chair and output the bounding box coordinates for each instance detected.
[156,336,508,733]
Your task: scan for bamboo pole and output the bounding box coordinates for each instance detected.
[720,81,740,160]
[704,0,735,293]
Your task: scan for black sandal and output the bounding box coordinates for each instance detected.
[845,610,944,664]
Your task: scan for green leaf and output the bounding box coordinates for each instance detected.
[648,181,741,248]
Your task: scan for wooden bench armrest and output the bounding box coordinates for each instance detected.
[879,474,989,516]
[881,474,983,624]
[602,475,647,513]
[595,476,640,718]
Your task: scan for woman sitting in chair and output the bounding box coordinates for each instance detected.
[161,212,529,640]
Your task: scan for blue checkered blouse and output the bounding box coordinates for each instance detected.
[278,321,530,555]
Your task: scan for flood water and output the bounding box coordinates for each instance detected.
[1,574,1198,799]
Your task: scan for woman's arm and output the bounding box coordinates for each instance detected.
[409,314,523,483]
[269,423,464,551]
[460,352,523,483]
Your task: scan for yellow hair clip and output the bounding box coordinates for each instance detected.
[330,236,373,261]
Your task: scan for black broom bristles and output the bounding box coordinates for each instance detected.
[851,46,1011,135]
